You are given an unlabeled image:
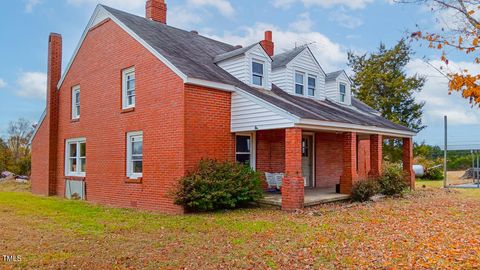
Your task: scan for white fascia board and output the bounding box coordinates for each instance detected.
[296,118,416,138]
[234,87,299,123]
[57,5,187,89]
[185,78,236,92]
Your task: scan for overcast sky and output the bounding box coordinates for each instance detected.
[1,0,479,147]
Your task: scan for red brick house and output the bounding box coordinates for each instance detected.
[30,0,416,213]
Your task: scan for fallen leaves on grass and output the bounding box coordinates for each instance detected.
[0,185,479,269]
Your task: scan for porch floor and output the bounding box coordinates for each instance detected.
[259,187,350,207]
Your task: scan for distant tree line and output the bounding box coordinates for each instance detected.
[0,118,35,175]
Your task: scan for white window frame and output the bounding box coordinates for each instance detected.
[235,132,256,169]
[71,85,80,119]
[122,67,136,109]
[65,138,86,177]
[295,71,305,95]
[339,83,347,103]
[307,75,316,97]
[126,131,143,179]
[251,60,264,87]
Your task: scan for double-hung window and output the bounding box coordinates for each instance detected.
[252,61,264,86]
[339,83,346,103]
[122,67,136,109]
[307,76,316,97]
[72,86,80,119]
[65,138,86,177]
[295,72,304,95]
[127,131,143,179]
[235,134,255,168]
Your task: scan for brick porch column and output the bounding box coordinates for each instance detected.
[402,137,415,189]
[368,134,383,178]
[282,128,304,211]
[340,132,358,194]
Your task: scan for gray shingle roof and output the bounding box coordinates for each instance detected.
[103,5,412,134]
[271,45,306,70]
[325,70,345,82]
[213,43,259,63]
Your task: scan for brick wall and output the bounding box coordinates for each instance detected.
[315,132,343,188]
[31,118,50,195]
[53,20,185,213]
[256,129,285,172]
[184,84,234,173]
[357,137,371,179]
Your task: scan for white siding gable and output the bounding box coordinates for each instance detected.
[231,91,295,132]
[217,44,272,90]
[325,71,352,105]
[271,48,325,99]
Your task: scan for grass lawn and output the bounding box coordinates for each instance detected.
[1,180,480,269]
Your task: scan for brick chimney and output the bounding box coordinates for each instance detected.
[260,30,274,57]
[46,33,62,196]
[146,0,167,24]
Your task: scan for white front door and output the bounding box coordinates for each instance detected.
[302,134,314,187]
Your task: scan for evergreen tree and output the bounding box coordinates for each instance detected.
[348,39,426,161]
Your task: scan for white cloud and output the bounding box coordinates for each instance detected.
[16,72,47,100]
[206,21,347,71]
[406,58,480,125]
[272,0,373,9]
[25,0,41,13]
[0,79,6,88]
[66,0,145,13]
[329,8,363,28]
[271,0,296,9]
[187,0,234,16]
[168,6,203,29]
[288,12,313,32]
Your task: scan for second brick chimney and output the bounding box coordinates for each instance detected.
[46,33,62,196]
[260,30,274,57]
[146,0,167,24]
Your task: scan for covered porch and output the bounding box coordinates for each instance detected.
[236,127,415,211]
[260,187,350,207]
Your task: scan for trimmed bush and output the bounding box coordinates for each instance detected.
[351,179,380,202]
[174,159,263,212]
[378,164,408,196]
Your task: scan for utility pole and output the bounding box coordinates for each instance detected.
[444,115,448,188]
[477,152,480,187]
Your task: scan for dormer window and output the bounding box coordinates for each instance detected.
[295,72,304,95]
[308,76,316,97]
[339,83,346,103]
[252,60,264,86]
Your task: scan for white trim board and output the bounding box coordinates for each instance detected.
[296,119,416,138]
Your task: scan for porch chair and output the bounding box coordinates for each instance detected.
[274,173,284,190]
[264,172,277,190]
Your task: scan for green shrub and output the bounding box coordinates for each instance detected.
[378,164,408,196]
[351,179,380,202]
[415,156,443,180]
[174,159,263,212]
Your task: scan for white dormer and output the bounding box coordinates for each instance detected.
[325,70,352,105]
[215,43,272,90]
[271,46,326,100]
